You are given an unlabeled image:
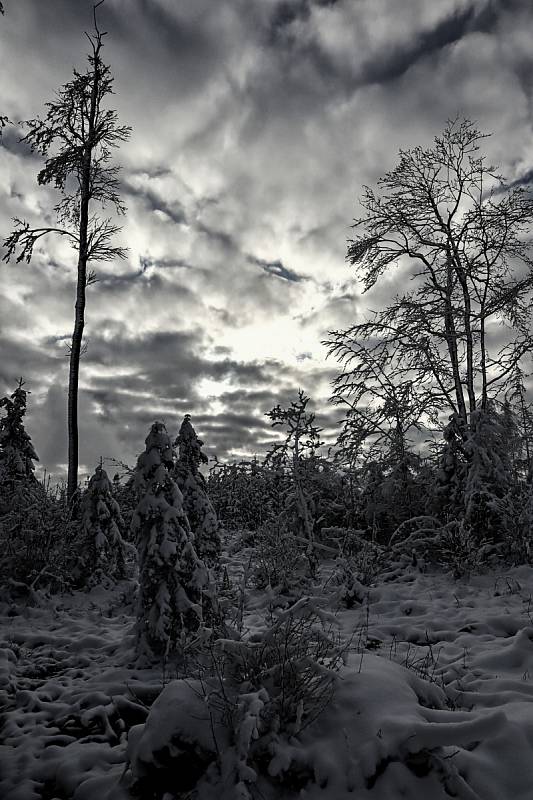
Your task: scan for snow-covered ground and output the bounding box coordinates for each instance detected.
[3,559,533,799]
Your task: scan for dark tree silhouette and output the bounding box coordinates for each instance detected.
[0,378,39,485]
[2,1,130,503]
[266,390,323,544]
[327,119,533,439]
[173,415,222,569]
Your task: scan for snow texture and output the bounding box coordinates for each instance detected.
[5,549,533,797]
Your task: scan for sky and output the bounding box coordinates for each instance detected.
[1,0,533,480]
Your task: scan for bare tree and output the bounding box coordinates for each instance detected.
[326,119,533,440]
[2,1,130,503]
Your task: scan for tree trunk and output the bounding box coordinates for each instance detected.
[444,254,468,425]
[67,253,87,504]
[455,265,477,416]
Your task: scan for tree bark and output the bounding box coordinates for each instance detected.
[444,253,468,426]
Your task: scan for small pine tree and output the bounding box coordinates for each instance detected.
[463,407,512,542]
[132,421,208,658]
[0,379,39,489]
[110,466,138,541]
[436,413,468,518]
[80,464,128,580]
[174,415,221,569]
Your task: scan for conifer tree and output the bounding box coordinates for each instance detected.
[132,422,208,658]
[0,379,39,486]
[174,415,221,569]
[436,413,468,518]
[463,407,512,542]
[80,464,128,579]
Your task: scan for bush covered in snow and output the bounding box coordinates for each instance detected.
[252,518,306,593]
[80,464,129,581]
[0,379,39,496]
[133,421,210,659]
[0,481,80,598]
[0,382,80,597]
[128,596,346,799]
[174,414,222,569]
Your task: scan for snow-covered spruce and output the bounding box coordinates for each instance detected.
[437,413,468,518]
[173,414,221,569]
[132,421,209,658]
[80,465,128,580]
[0,378,39,487]
[464,407,512,543]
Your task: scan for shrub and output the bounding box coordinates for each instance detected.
[0,481,79,598]
[252,519,305,593]
[129,597,346,799]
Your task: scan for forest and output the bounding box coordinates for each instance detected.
[3,2,533,800]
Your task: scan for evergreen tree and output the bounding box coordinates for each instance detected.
[109,466,138,541]
[80,464,128,579]
[436,413,468,518]
[0,378,39,486]
[132,421,208,658]
[463,407,512,542]
[173,415,221,569]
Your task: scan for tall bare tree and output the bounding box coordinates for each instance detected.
[327,119,533,440]
[2,2,130,503]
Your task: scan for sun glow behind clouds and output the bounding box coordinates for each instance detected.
[1,0,533,475]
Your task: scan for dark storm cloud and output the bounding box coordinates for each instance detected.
[0,333,60,393]
[248,255,306,283]
[137,256,195,273]
[356,2,499,87]
[93,268,199,300]
[83,327,285,387]
[121,179,187,225]
[502,167,533,190]
[264,0,504,98]
[4,321,297,472]
[217,389,297,413]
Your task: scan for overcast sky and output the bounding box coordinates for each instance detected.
[1,0,533,479]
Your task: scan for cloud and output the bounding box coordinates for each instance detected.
[248,254,306,282]
[1,0,533,479]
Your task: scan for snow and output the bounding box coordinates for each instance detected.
[4,560,533,797]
